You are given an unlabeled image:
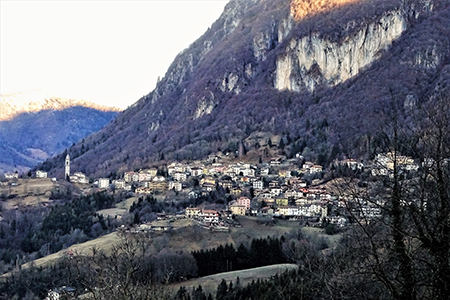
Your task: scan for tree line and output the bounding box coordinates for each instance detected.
[192,236,287,277]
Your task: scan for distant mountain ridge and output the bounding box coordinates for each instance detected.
[0,91,121,174]
[0,90,122,121]
[37,0,450,178]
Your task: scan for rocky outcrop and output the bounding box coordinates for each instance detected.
[275,9,407,92]
[222,0,259,35]
[149,0,260,105]
[194,91,216,120]
[408,44,442,70]
[220,73,241,93]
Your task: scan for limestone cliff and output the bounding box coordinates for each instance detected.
[275,9,406,92]
[273,0,439,92]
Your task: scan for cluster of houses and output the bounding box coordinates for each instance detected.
[185,190,329,222]
[371,152,419,176]
[85,156,334,226]
[120,157,324,195]
[3,151,442,229]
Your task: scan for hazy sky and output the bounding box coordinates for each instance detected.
[1,0,229,109]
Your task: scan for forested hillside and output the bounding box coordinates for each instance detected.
[37,0,450,180]
[0,101,120,174]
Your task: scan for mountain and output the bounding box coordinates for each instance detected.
[0,90,121,121]
[38,0,450,178]
[0,90,121,174]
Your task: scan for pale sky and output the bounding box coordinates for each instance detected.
[1,0,229,109]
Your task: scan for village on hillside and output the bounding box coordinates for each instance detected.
[2,150,437,234]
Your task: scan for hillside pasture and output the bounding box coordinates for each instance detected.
[171,263,299,296]
[18,232,121,271]
[97,196,138,218]
[0,178,57,209]
[17,216,337,272]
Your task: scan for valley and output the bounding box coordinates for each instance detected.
[0,91,121,174]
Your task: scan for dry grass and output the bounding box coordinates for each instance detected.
[97,197,138,218]
[0,178,55,194]
[291,0,359,21]
[18,232,121,271]
[97,207,128,218]
[115,197,138,210]
[15,217,335,275]
[150,218,194,228]
[171,264,298,296]
[0,178,57,209]
[302,226,342,247]
[4,195,52,209]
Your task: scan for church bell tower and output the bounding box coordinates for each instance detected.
[65,154,70,180]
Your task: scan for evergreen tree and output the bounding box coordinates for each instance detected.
[175,287,191,300]
[192,285,206,300]
[279,138,285,150]
[216,279,228,300]
[133,212,141,225]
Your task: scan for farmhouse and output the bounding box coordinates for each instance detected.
[5,173,18,179]
[36,170,47,178]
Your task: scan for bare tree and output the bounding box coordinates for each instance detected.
[332,92,450,299]
[64,232,173,300]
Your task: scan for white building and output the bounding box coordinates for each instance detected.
[260,167,270,176]
[69,172,87,184]
[46,286,75,300]
[276,206,299,216]
[253,180,264,189]
[5,173,18,179]
[138,172,153,182]
[112,179,125,189]
[36,170,47,178]
[191,167,203,177]
[310,165,323,174]
[242,168,255,177]
[98,178,110,189]
[169,181,182,191]
[174,172,187,182]
[74,172,88,184]
[200,210,219,223]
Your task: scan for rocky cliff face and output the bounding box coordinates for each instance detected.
[149,0,260,105]
[275,7,415,92]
